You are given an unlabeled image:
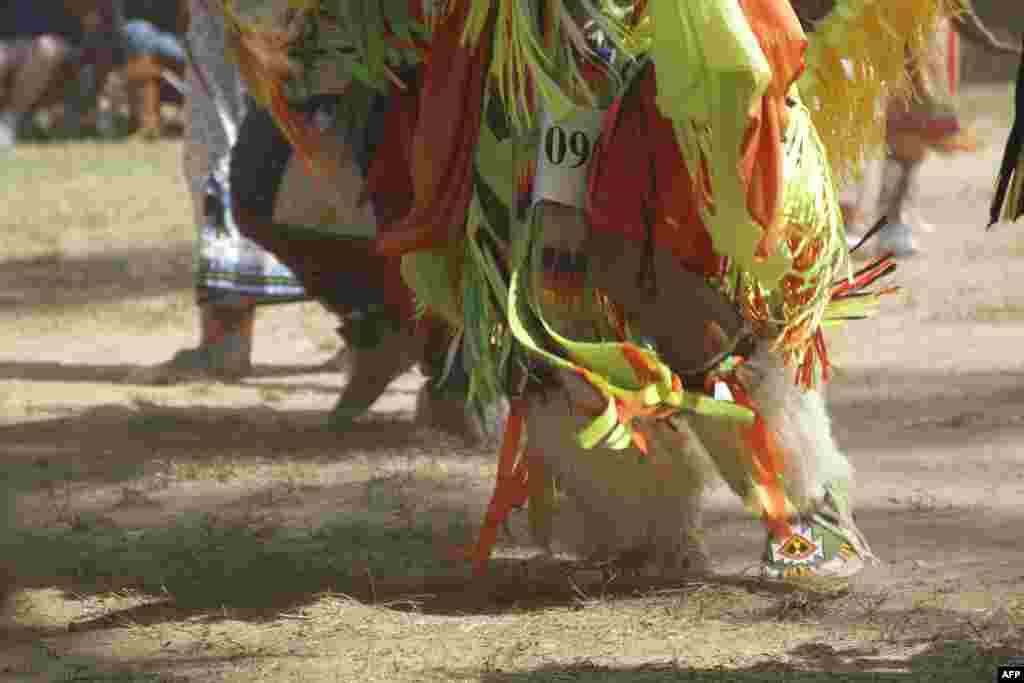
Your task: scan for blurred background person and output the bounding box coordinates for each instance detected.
[68,0,186,139]
[0,1,82,146]
[850,2,1020,257]
[134,0,307,384]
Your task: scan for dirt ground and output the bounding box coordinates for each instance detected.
[1,84,1023,682]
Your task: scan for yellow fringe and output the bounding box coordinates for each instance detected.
[799,0,961,189]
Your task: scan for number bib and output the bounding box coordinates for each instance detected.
[532,107,605,210]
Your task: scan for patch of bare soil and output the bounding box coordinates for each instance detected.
[2,88,1024,681]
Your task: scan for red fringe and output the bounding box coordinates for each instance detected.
[376,0,497,257]
[832,256,897,299]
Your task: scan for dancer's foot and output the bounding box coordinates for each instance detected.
[761,482,875,581]
[327,314,416,430]
[129,338,253,385]
[761,518,864,580]
[130,306,254,385]
[874,221,918,259]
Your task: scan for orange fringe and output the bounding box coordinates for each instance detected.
[462,398,529,576]
[705,369,792,539]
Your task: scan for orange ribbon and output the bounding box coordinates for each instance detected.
[453,398,530,577]
[706,368,792,539]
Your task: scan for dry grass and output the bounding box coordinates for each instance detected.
[0,141,190,257]
[0,139,196,345]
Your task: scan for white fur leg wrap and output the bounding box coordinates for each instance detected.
[689,345,853,514]
[524,370,715,573]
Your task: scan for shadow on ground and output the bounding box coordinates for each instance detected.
[5,505,474,617]
[0,245,194,313]
[0,361,335,384]
[824,366,1024,451]
[828,366,1024,417]
[469,638,1020,681]
[5,507,1023,622]
[0,403,430,477]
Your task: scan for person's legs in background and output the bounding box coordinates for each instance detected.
[838,157,883,250]
[119,19,187,139]
[135,168,262,384]
[117,52,167,139]
[872,16,969,258]
[132,0,264,384]
[132,304,256,382]
[874,130,930,258]
[164,295,255,381]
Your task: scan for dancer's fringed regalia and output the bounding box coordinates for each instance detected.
[223,0,951,581]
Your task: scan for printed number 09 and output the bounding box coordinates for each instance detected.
[545,125,593,168]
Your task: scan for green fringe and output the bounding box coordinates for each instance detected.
[288,0,428,98]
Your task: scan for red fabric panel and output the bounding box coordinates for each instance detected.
[587,64,724,278]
